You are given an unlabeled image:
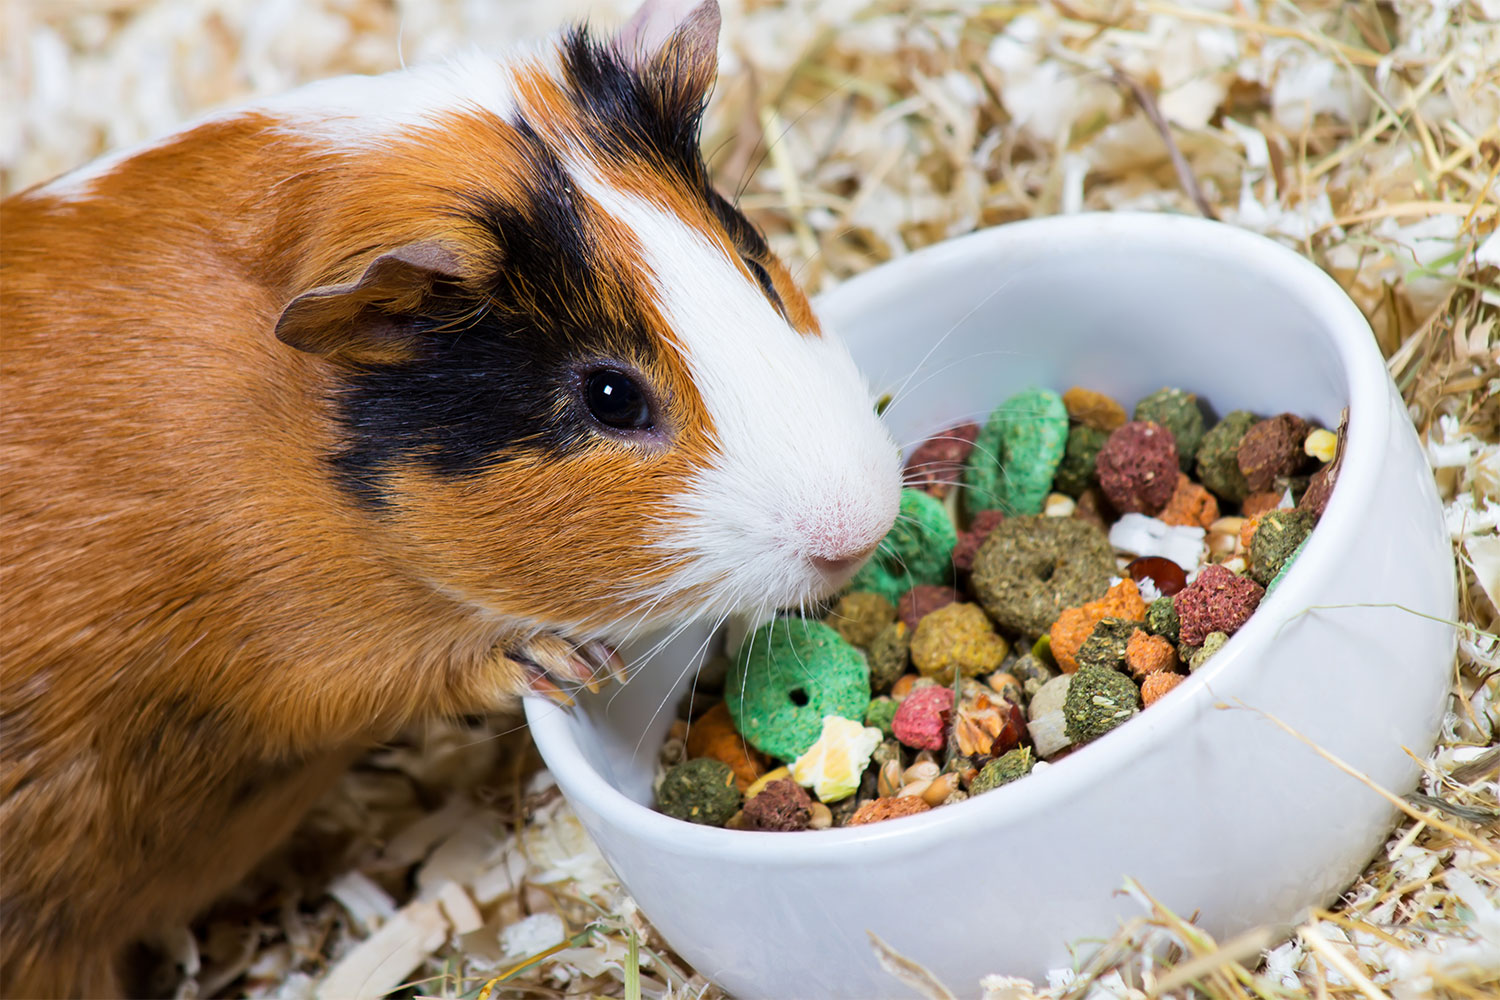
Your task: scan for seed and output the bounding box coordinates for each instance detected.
[903,760,940,784]
[921,773,960,806]
[807,801,833,830]
[898,777,933,799]
[877,759,904,798]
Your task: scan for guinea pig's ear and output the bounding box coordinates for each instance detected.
[615,0,720,101]
[275,242,464,364]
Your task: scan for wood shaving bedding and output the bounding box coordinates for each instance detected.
[5,1,1496,997]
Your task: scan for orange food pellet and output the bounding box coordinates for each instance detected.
[1048,579,1147,673]
[1141,671,1186,706]
[686,702,768,791]
[1124,630,1178,677]
[847,795,932,826]
[1239,515,1261,551]
[890,673,920,699]
[1241,491,1282,519]
[1158,473,1220,529]
[1062,386,1127,432]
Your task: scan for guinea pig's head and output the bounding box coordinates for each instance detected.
[273,0,901,642]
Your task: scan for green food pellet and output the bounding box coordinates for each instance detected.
[866,620,911,693]
[970,747,1035,794]
[1266,535,1311,594]
[848,489,957,603]
[1009,652,1057,698]
[725,618,871,761]
[872,738,903,768]
[1134,388,1206,472]
[964,387,1069,517]
[1144,596,1180,643]
[1196,410,1258,502]
[827,591,896,649]
[1063,665,1141,744]
[864,697,898,737]
[1249,509,1315,586]
[1074,617,1138,672]
[1187,631,1229,672]
[971,516,1115,637]
[657,759,742,826]
[1052,425,1108,497]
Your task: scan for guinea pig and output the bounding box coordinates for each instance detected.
[0,0,901,994]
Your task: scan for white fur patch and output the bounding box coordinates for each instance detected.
[568,161,902,623]
[31,45,555,202]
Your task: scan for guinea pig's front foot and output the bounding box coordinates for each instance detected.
[510,634,626,706]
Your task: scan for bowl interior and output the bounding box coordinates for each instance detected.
[533,212,1380,815]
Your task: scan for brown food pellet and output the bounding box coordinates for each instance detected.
[896,584,959,631]
[1299,463,1335,519]
[1141,670,1186,706]
[686,702,769,791]
[1095,421,1179,515]
[1049,579,1147,673]
[1126,555,1187,596]
[1237,414,1309,493]
[1241,491,1283,520]
[1062,386,1127,432]
[1071,487,1114,531]
[740,778,813,832]
[1157,473,1219,528]
[1124,629,1178,677]
[847,795,932,826]
[952,508,1005,573]
[903,422,981,498]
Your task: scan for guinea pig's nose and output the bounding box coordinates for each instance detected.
[810,548,877,576]
[808,542,881,577]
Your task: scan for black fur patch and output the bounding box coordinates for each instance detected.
[327,29,784,506]
[330,121,659,507]
[559,27,709,188]
[558,29,782,308]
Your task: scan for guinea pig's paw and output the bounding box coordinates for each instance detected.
[512,635,626,704]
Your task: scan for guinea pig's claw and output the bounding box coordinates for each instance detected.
[526,670,576,707]
[580,640,627,687]
[514,634,607,696]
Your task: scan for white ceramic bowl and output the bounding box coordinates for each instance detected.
[525,213,1455,999]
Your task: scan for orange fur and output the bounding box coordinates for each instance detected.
[0,92,731,994]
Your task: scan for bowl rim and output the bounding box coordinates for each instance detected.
[525,210,1393,861]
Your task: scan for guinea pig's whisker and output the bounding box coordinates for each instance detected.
[880,348,1037,422]
[627,609,728,755]
[732,81,852,205]
[631,614,717,755]
[879,270,1029,416]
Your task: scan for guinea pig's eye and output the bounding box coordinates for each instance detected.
[584,368,653,431]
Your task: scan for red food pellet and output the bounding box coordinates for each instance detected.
[1172,564,1264,646]
[897,584,959,630]
[891,685,954,750]
[952,508,1005,573]
[904,422,981,498]
[1126,556,1188,596]
[1095,421,1179,515]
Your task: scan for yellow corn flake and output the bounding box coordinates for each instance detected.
[790,716,882,803]
[1304,428,1337,463]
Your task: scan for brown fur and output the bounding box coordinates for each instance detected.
[0,39,770,992]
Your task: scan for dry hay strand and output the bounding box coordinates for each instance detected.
[4,0,1497,997]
